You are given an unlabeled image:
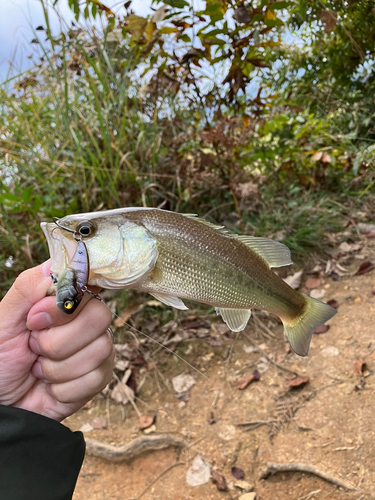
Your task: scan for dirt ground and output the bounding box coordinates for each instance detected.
[64,248,375,500]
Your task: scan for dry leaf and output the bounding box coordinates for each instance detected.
[356,261,374,275]
[311,151,323,162]
[305,276,321,289]
[286,376,309,389]
[354,359,365,377]
[283,269,304,290]
[127,14,148,41]
[321,152,331,163]
[310,289,326,299]
[139,414,155,430]
[186,454,211,487]
[114,303,144,327]
[327,299,339,309]
[314,325,329,334]
[152,5,167,22]
[237,370,261,390]
[320,10,337,34]
[358,223,375,233]
[231,466,245,479]
[211,469,228,491]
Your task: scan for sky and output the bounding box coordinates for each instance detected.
[0,0,152,80]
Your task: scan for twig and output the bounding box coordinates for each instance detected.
[259,461,360,491]
[241,332,303,378]
[298,490,321,500]
[85,434,186,462]
[237,420,276,428]
[253,314,276,339]
[132,461,185,500]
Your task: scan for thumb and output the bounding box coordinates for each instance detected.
[0,261,52,331]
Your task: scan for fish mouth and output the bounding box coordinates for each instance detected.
[41,221,78,280]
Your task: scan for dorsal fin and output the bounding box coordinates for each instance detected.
[235,235,293,268]
[181,214,228,233]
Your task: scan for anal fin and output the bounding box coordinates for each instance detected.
[215,308,251,332]
[150,292,188,310]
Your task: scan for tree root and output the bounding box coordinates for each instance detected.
[85,434,186,462]
[259,461,360,491]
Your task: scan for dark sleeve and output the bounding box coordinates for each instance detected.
[0,406,85,500]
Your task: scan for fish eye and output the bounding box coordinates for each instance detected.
[76,221,95,237]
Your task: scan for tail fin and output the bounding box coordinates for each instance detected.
[282,296,337,356]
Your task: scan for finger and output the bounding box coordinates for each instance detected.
[33,331,114,383]
[48,355,114,404]
[0,261,51,332]
[27,286,102,331]
[29,298,112,360]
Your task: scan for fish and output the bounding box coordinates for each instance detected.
[41,207,337,356]
[55,239,89,314]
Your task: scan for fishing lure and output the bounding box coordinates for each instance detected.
[53,220,90,314]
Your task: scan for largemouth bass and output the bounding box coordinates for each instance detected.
[41,208,336,356]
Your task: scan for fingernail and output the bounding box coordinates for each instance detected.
[29,336,41,355]
[29,312,52,330]
[33,361,43,379]
[41,259,51,277]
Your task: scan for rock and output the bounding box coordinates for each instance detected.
[239,493,256,500]
[321,346,339,357]
[235,479,253,491]
[143,424,156,434]
[218,424,237,441]
[79,422,94,433]
[186,454,211,487]
[172,373,196,393]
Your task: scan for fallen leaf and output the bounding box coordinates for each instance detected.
[231,466,245,479]
[90,417,107,429]
[354,359,366,377]
[82,399,95,409]
[286,376,309,389]
[211,469,228,491]
[358,223,375,233]
[305,276,321,289]
[283,269,304,290]
[114,303,144,328]
[237,370,261,390]
[186,454,211,487]
[327,299,339,309]
[314,325,330,334]
[310,289,326,299]
[139,414,155,430]
[356,261,374,275]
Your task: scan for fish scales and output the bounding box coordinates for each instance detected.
[122,210,305,318]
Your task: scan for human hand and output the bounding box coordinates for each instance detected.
[0,261,115,422]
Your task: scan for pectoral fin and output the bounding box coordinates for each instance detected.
[215,308,251,332]
[150,292,188,310]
